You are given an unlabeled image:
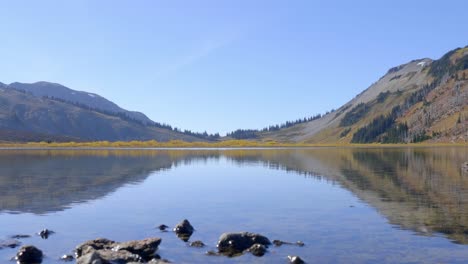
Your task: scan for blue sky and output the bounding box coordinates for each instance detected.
[0,0,466,134]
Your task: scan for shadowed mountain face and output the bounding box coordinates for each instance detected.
[8,82,153,125]
[0,148,467,244]
[0,87,204,142]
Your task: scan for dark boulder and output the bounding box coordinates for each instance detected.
[173,219,194,241]
[157,225,169,231]
[16,245,43,264]
[246,243,267,257]
[38,229,54,239]
[217,232,271,256]
[288,255,306,264]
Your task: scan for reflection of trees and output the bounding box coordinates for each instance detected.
[224,147,468,244]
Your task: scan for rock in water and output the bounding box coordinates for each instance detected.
[148,259,172,263]
[217,232,271,256]
[273,239,305,247]
[273,239,284,246]
[76,252,102,264]
[173,219,194,235]
[296,241,305,247]
[173,219,194,241]
[60,254,74,262]
[246,243,267,256]
[75,237,162,263]
[288,255,306,264]
[75,238,115,258]
[112,238,161,261]
[157,224,169,231]
[189,240,205,248]
[91,250,142,263]
[10,235,31,239]
[16,245,43,263]
[0,239,21,249]
[38,229,54,239]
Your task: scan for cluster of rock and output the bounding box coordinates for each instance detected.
[5,219,306,263]
[75,237,167,264]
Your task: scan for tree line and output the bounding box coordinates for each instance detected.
[227,114,324,139]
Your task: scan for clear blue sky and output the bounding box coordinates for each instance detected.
[0,0,466,134]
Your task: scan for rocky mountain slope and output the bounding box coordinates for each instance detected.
[262,46,468,143]
[0,84,205,142]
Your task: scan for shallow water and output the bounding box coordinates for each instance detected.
[0,147,467,263]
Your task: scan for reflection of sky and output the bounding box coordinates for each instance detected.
[1,155,468,264]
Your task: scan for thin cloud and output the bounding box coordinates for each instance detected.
[152,34,239,79]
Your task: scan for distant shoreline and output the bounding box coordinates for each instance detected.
[0,140,465,149]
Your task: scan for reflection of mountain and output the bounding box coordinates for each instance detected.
[221,148,468,244]
[0,150,224,214]
[0,150,170,214]
[1,148,467,244]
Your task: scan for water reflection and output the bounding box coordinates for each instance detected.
[0,147,466,245]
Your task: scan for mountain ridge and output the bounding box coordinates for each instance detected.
[257,46,467,144]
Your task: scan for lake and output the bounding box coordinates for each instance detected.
[0,147,467,263]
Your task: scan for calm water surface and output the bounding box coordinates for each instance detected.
[0,147,467,263]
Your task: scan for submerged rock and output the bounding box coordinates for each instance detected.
[173,219,194,241]
[205,250,220,256]
[157,225,169,231]
[288,255,306,264]
[60,254,74,262]
[217,232,271,256]
[189,240,205,248]
[0,239,21,249]
[296,241,305,247]
[16,245,43,264]
[75,237,161,263]
[273,240,305,247]
[10,235,31,239]
[148,258,172,263]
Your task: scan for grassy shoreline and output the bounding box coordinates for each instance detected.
[0,139,465,148]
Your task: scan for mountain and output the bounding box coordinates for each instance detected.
[0,83,206,142]
[8,81,154,125]
[261,46,468,143]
